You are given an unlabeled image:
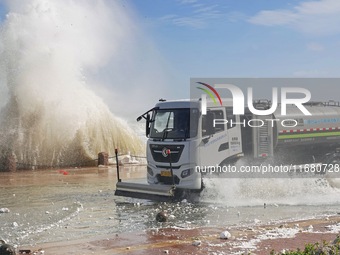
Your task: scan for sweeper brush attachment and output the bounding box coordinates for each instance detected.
[115,182,180,202]
[113,148,189,202]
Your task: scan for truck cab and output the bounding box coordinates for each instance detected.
[144,99,243,191]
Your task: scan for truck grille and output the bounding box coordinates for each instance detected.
[149,144,184,163]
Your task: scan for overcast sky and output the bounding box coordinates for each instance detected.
[1,0,340,118]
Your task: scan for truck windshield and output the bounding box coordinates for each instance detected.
[150,108,199,140]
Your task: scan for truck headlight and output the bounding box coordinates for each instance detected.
[147,166,154,176]
[181,168,192,178]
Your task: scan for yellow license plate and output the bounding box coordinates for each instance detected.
[160,170,172,177]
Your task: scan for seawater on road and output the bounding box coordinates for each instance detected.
[0,166,340,247]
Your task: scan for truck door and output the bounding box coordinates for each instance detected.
[225,108,243,158]
[199,108,230,167]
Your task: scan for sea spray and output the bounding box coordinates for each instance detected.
[0,0,145,167]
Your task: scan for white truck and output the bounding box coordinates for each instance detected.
[115,97,340,201]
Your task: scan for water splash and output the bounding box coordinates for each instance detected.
[201,177,340,206]
[0,0,145,167]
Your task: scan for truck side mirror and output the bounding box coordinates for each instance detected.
[146,113,151,137]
